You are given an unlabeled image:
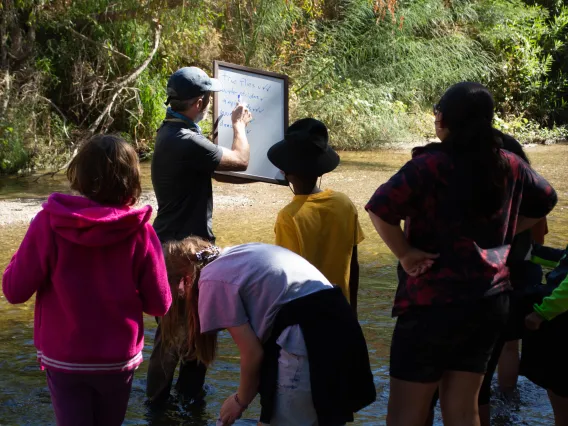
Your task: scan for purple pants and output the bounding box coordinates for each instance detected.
[46,369,134,426]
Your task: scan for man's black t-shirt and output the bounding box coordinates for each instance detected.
[151,119,223,243]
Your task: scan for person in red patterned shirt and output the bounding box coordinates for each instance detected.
[365,82,557,426]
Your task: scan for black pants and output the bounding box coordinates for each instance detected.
[146,319,207,404]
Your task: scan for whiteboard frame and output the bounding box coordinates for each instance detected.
[213,60,289,186]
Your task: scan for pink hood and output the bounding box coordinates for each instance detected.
[3,192,171,373]
[43,193,152,247]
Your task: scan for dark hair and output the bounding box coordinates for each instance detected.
[496,130,530,165]
[67,134,141,206]
[289,174,319,195]
[169,99,192,112]
[413,82,511,217]
[170,92,211,113]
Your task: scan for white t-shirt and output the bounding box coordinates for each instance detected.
[198,243,333,354]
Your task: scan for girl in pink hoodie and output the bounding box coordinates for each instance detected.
[2,134,172,426]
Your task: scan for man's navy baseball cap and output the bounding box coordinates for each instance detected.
[165,67,222,105]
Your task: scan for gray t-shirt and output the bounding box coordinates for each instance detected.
[198,243,333,350]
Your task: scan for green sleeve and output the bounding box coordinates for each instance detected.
[529,244,565,267]
[534,275,568,321]
[531,255,561,268]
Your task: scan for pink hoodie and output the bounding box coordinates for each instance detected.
[2,193,172,373]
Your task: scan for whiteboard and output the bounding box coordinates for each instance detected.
[213,61,288,185]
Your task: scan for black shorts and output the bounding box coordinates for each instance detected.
[390,293,509,383]
[521,311,568,397]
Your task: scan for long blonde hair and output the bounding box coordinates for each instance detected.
[161,237,220,366]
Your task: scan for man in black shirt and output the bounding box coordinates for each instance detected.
[151,66,251,242]
[147,66,252,405]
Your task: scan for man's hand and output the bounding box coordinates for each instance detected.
[399,248,439,277]
[217,105,252,171]
[232,104,252,128]
[525,311,545,331]
[218,393,245,426]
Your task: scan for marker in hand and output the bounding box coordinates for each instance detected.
[233,94,252,127]
[238,94,247,108]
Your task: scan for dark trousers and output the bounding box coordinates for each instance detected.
[47,369,133,426]
[146,319,207,404]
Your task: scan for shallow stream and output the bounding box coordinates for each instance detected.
[1,146,567,425]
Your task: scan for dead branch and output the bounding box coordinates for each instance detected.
[32,147,78,182]
[36,95,72,140]
[89,21,162,134]
[1,70,10,116]
[67,27,131,60]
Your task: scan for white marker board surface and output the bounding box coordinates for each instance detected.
[213,61,288,185]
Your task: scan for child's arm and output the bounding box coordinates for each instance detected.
[2,212,51,304]
[136,226,172,317]
[533,274,568,322]
[349,246,360,315]
[530,244,565,268]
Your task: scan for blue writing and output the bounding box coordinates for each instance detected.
[220,74,237,85]
[221,88,238,95]
[248,106,265,114]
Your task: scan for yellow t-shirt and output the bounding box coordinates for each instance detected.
[274,189,365,302]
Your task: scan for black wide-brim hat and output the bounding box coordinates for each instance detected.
[267,118,340,177]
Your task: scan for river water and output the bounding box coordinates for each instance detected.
[1,146,567,425]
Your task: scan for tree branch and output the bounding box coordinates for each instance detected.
[36,95,71,140]
[1,70,10,116]
[89,22,162,134]
[66,27,131,60]
[32,147,78,182]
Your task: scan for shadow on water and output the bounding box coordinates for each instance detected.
[1,146,568,424]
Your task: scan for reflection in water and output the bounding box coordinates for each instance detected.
[1,146,567,425]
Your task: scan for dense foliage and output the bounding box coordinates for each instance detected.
[0,0,567,174]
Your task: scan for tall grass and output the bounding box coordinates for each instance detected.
[293,0,497,148]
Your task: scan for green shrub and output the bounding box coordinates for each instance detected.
[475,0,568,124]
[0,125,29,175]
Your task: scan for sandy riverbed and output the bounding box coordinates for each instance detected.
[0,192,258,226]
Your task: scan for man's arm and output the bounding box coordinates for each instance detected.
[216,105,252,172]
